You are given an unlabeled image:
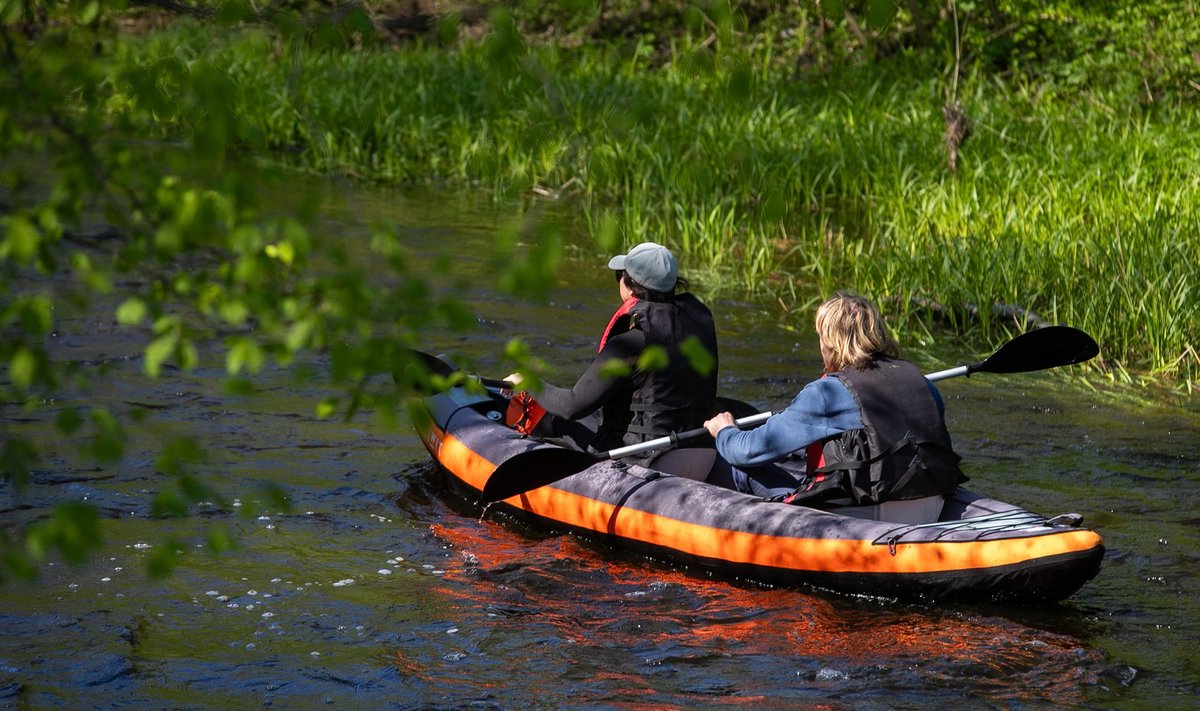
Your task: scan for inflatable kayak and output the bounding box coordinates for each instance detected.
[414,384,1105,604]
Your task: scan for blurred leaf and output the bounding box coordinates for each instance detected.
[156,437,206,477]
[25,501,102,565]
[147,540,182,578]
[315,398,336,418]
[598,357,632,379]
[55,408,84,435]
[10,347,37,389]
[206,527,236,553]
[2,437,37,490]
[226,337,264,375]
[87,408,125,463]
[594,211,620,253]
[4,215,40,264]
[636,345,670,371]
[144,333,176,377]
[116,297,148,326]
[680,336,716,377]
[865,0,898,29]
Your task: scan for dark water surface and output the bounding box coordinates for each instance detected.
[2,181,1197,708]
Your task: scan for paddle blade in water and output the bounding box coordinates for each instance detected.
[977,326,1099,374]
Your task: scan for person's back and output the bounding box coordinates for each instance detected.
[704,291,964,514]
[594,290,718,452]
[508,242,720,460]
[791,354,963,507]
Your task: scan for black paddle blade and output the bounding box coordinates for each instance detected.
[976,326,1099,375]
[392,349,459,394]
[481,447,600,503]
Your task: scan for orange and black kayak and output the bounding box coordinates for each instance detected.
[414,386,1105,604]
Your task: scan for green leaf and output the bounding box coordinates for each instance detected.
[206,527,236,553]
[116,297,148,326]
[314,398,337,419]
[598,357,632,379]
[20,295,53,334]
[636,345,670,371]
[226,337,264,375]
[88,408,125,463]
[2,437,37,490]
[10,347,37,389]
[4,215,40,263]
[147,540,182,578]
[77,0,100,24]
[865,0,898,30]
[680,336,716,377]
[55,408,84,435]
[144,333,176,377]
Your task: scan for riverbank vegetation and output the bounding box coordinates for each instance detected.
[118,1,1198,386]
[2,0,1197,579]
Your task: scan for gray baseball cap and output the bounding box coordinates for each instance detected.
[607,242,678,293]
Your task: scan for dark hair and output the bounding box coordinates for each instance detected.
[623,273,690,302]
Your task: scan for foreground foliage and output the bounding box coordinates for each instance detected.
[2,0,1197,581]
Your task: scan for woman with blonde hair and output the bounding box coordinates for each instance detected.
[703,291,964,515]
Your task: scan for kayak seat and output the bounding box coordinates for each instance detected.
[825,495,945,525]
[649,448,718,482]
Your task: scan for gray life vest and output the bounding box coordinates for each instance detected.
[787,357,966,505]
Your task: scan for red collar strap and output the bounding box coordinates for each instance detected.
[598,297,639,352]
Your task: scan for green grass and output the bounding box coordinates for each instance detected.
[115,22,1200,388]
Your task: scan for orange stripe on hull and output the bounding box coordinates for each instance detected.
[427,429,497,492]
[506,485,1101,576]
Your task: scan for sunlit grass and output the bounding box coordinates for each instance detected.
[121,26,1200,386]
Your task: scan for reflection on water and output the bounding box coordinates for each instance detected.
[0,180,1196,707]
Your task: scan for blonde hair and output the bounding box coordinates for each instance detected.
[814,291,900,371]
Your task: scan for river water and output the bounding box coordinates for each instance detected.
[1,179,1197,708]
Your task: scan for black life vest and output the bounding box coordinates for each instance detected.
[594,294,719,451]
[787,357,965,505]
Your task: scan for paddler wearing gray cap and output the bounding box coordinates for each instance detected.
[505,242,720,469]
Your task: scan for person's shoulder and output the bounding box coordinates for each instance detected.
[800,375,852,398]
[601,327,646,357]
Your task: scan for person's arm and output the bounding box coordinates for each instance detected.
[533,329,644,419]
[712,377,862,467]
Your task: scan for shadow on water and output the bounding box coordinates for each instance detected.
[1,178,1196,707]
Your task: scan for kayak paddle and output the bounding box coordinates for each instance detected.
[478,325,1098,503]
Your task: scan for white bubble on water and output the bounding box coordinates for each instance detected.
[447,628,459,635]
[206,590,220,596]
[247,590,258,596]
[262,612,275,618]
[378,569,392,575]
[100,577,111,583]
[271,577,282,583]
[310,651,320,657]
[815,668,847,681]
[332,579,355,587]
[443,652,467,662]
